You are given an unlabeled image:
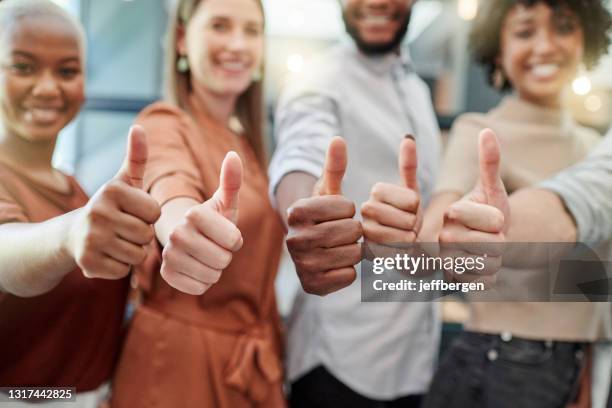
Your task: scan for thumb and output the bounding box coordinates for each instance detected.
[317,136,347,196]
[399,135,419,191]
[115,125,148,189]
[212,151,243,222]
[478,128,503,202]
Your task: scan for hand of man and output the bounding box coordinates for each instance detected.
[361,136,421,245]
[67,125,161,279]
[160,152,244,295]
[439,129,509,284]
[286,137,363,296]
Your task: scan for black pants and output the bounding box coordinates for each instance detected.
[290,366,423,408]
[422,331,586,408]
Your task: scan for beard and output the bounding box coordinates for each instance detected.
[342,8,411,56]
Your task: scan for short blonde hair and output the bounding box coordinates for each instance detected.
[0,0,87,62]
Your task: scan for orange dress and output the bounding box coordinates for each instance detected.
[110,96,285,408]
[0,160,129,391]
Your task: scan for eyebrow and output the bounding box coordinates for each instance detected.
[11,50,81,64]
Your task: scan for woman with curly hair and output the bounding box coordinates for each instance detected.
[420,1,612,407]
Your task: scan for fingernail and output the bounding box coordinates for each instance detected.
[405,134,415,141]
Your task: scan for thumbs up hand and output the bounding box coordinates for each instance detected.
[67,125,162,279]
[160,152,244,295]
[286,137,362,296]
[361,136,422,245]
[439,129,509,283]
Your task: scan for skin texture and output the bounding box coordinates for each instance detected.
[157,0,264,295]
[361,137,422,245]
[498,3,584,109]
[438,130,509,284]
[285,137,363,296]
[0,14,160,297]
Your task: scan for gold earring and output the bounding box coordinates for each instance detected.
[177,56,189,73]
[251,68,262,82]
[493,67,505,90]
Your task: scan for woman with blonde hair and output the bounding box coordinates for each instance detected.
[110,0,285,406]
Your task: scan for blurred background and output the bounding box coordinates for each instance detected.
[49,0,612,316]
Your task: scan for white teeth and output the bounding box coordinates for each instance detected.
[531,64,560,78]
[362,15,391,24]
[26,108,60,124]
[220,62,246,71]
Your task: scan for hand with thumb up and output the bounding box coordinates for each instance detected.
[439,129,509,284]
[160,152,244,295]
[361,136,422,245]
[66,125,162,280]
[286,137,363,296]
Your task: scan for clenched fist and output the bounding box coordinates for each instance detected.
[361,136,421,245]
[439,129,509,284]
[66,125,161,279]
[286,137,363,296]
[160,152,244,295]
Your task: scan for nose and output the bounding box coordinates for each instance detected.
[227,30,248,52]
[31,70,61,99]
[532,29,557,56]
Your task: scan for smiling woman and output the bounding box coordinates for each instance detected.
[420,1,612,407]
[108,0,285,407]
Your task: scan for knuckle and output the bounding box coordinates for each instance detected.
[101,181,123,199]
[360,202,375,218]
[287,204,308,226]
[217,250,233,269]
[371,182,386,200]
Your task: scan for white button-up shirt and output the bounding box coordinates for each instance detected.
[269,40,442,399]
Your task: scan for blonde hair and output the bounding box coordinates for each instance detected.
[0,0,86,60]
[164,0,267,165]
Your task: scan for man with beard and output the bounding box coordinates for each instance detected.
[268,0,442,406]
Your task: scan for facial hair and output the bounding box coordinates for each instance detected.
[342,7,411,56]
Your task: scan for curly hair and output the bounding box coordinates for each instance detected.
[470,0,612,90]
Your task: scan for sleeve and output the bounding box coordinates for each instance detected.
[539,130,612,246]
[136,104,205,206]
[0,180,28,225]
[267,75,341,207]
[433,114,485,195]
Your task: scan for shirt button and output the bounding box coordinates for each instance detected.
[487,349,499,361]
[500,332,512,342]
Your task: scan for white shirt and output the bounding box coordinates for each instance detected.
[269,40,442,399]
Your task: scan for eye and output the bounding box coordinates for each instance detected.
[514,27,534,39]
[245,25,262,37]
[555,17,577,35]
[211,20,230,33]
[10,62,34,75]
[58,66,81,79]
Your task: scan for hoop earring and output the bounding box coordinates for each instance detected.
[177,56,189,73]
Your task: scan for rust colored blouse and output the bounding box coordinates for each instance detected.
[111,97,285,408]
[0,160,129,391]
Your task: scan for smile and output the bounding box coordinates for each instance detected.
[529,63,561,79]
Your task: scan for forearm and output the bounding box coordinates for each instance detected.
[275,171,317,229]
[0,210,78,297]
[507,188,576,243]
[155,197,200,247]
